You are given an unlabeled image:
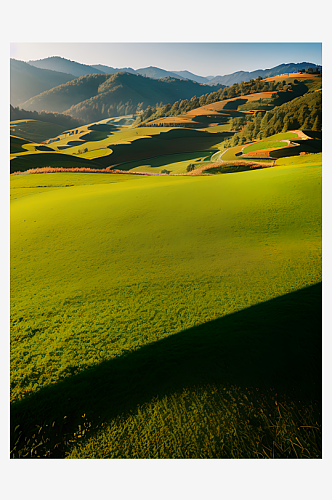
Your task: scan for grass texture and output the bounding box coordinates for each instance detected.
[242,141,288,154]
[10,120,67,143]
[112,151,214,174]
[10,157,321,458]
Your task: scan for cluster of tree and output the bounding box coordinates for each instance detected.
[67,99,139,123]
[224,90,322,147]
[138,76,301,124]
[10,105,83,128]
[186,164,196,172]
[299,67,321,74]
[74,147,89,155]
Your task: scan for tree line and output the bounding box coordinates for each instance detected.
[224,90,322,147]
[10,105,83,128]
[137,76,295,125]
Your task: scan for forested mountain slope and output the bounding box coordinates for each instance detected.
[10,59,76,107]
[21,72,224,123]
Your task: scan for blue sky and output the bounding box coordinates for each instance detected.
[10,42,322,77]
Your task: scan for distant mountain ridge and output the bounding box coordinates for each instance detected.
[27,56,105,77]
[208,62,322,86]
[22,57,322,87]
[11,56,322,123]
[10,59,76,106]
[23,58,212,83]
[91,64,137,75]
[171,70,210,83]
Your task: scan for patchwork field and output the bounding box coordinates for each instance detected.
[242,140,288,155]
[10,120,67,143]
[145,92,279,128]
[108,151,214,174]
[10,126,229,173]
[11,153,322,458]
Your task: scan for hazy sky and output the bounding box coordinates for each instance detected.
[10,42,322,77]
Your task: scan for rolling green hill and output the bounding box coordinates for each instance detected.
[10,155,321,458]
[9,52,323,461]
[10,106,83,130]
[10,125,230,173]
[10,119,78,144]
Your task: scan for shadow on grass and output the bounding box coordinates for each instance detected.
[270,137,321,159]
[102,129,228,168]
[11,283,322,457]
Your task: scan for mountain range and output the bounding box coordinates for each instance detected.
[10,56,322,124]
[24,56,321,84]
[208,62,322,85]
[10,59,76,106]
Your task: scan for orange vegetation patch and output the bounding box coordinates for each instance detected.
[11,166,163,177]
[186,92,276,116]
[11,166,112,175]
[291,130,312,140]
[146,91,278,127]
[263,73,320,82]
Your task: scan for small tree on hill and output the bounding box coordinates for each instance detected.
[186,164,195,172]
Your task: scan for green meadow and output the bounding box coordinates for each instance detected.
[10,120,67,143]
[10,125,228,173]
[10,154,322,458]
[112,151,214,174]
[242,140,288,154]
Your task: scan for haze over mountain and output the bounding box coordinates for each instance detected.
[10,59,76,106]
[208,62,322,86]
[91,64,137,75]
[20,72,224,124]
[134,66,186,80]
[171,70,211,84]
[17,56,322,89]
[10,56,322,124]
[27,56,105,77]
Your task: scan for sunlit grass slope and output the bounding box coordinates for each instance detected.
[11,123,228,173]
[10,172,143,201]
[10,120,67,143]
[115,151,214,174]
[11,158,321,458]
[242,140,288,154]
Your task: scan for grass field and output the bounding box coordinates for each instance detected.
[10,125,229,174]
[10,120,68,143]
[261,132,298,141]
[10,153,321,458]
[109,151,214,174]
[242,141,288,155]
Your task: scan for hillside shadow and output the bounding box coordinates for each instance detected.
[11,283,322,456]
[270,137,322,158]
[101,129,228,168]
[223,98,248,110]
